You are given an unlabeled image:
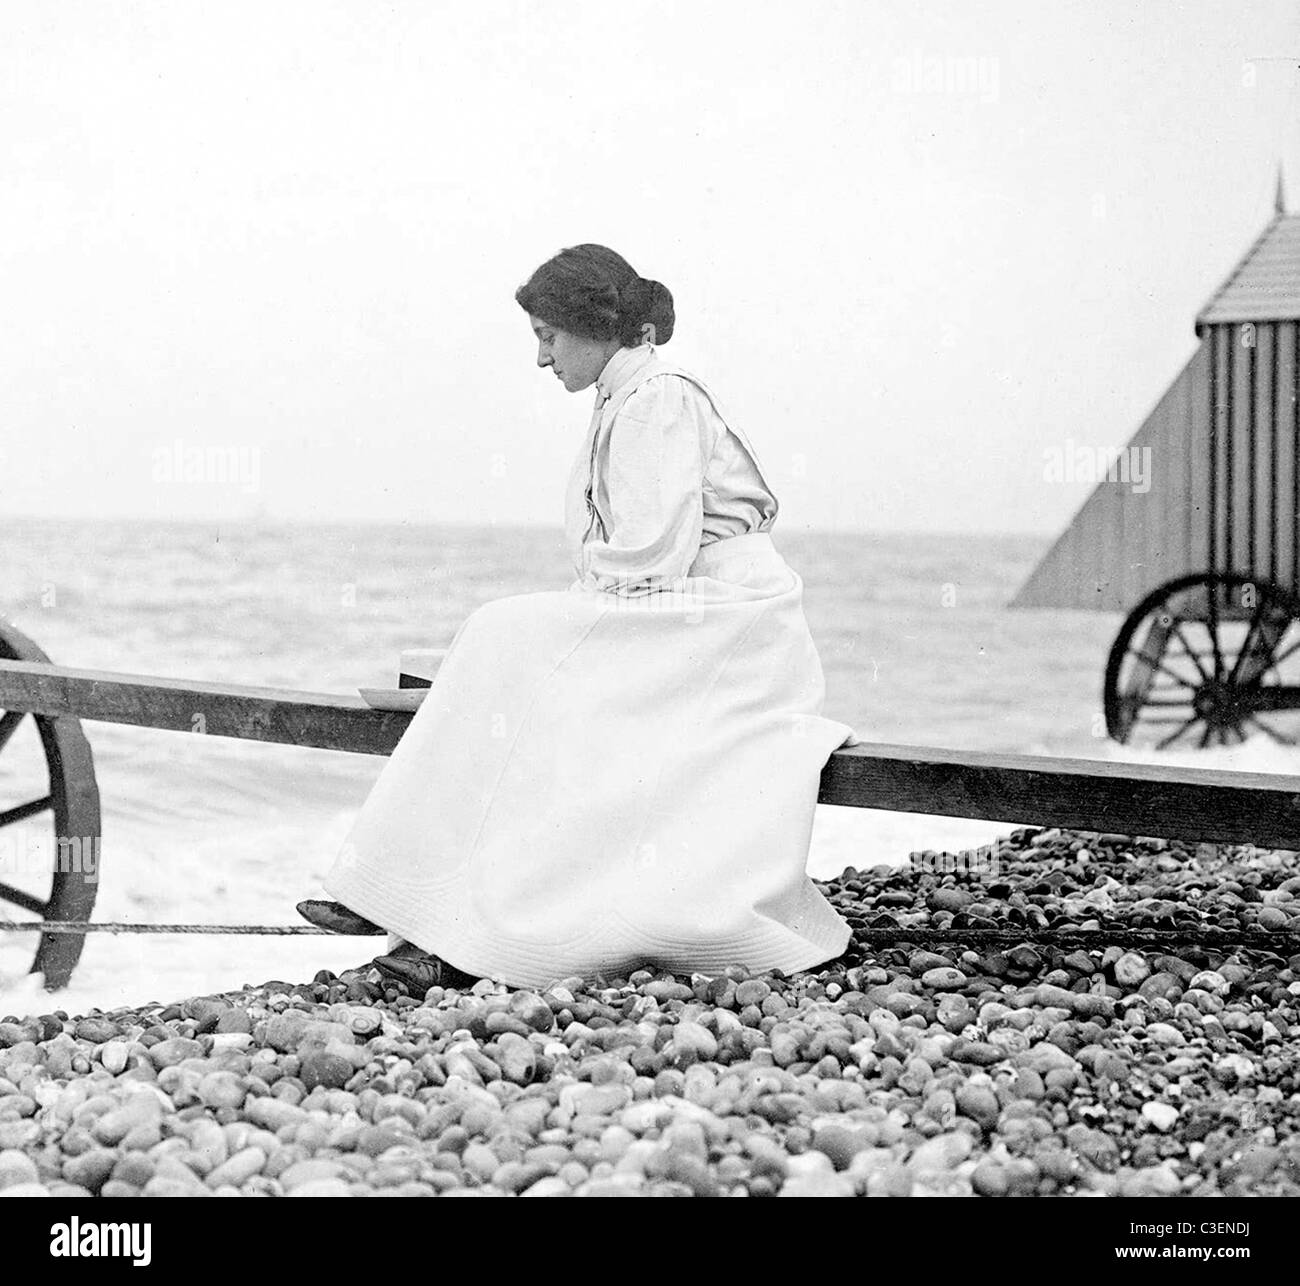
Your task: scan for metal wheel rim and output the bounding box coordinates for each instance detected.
[1104,573,1300,749]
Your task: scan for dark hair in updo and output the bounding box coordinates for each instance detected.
[516,244,675,347]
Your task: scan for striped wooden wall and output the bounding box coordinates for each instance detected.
[1011,344,1210,611]
[1208,320,1300,592]
[1013,323,1300,612]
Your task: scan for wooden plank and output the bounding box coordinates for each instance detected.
[820,742,1300,849]
[1095,468,1122,611]
[1276,321,1298,593]
[1186,338,1211,572]
[3,660,1299,848]
[0,659,409,756]
[1230,325,1255,577]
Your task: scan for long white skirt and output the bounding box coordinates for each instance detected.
[325,531,855,988]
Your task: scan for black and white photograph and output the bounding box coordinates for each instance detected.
[0,0,1298,1237]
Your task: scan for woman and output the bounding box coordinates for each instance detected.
[300,244,859,991]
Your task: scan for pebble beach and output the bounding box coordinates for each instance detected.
[1,825,1297,1198]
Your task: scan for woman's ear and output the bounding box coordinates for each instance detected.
[640,321,657,346]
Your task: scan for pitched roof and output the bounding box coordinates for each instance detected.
[1196,213,1300,328]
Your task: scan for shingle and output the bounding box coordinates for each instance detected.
[1197,215,1300,326]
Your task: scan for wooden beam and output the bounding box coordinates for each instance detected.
[821,742,1300,850]
[3,660,1299,847]
[0,659,409,756]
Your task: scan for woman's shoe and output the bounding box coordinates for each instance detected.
[296,899,385,935]
[372,951,479,993]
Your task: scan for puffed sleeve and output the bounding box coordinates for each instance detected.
[578,375,707,596]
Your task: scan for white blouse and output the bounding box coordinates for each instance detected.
[567,344,778,595]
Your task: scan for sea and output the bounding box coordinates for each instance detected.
[1,517,1297,1016]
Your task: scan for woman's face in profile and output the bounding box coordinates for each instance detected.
[530,315,618,394]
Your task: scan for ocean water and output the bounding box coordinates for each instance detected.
[1,517,1297,1016]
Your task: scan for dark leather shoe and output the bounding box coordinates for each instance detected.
[372,952,479,993]
[296,900,385,935]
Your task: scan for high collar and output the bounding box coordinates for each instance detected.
[595,343,657,402]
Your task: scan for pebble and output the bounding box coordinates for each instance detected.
[926,888,973,914]
[0,1150,39,1190]
[148,1038,205,1069]
[1190,970,1230,997]
[199,1072,248,1110]
[811,1122,874,1170]
[1141,1102,1180,1132]
[299,1052,354,1091]
[955,1082,1000,1128]
[971,1158,1008,1196]
[668,1022,717,1067]
[1113,952,1151,988]
[1144,1023,1187,1047]
[908,1131,972,1173]
[948,1041,1005,1067]
[920,967,967,990]
[289,1178,352,1197]
[206,1147,266,1188]
[0,826,1290,1199]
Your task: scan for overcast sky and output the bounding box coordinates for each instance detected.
[3,1,1298,534]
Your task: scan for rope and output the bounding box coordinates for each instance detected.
[848,926,1300,949]
[1,920,1298,949]
[0,921,333,936]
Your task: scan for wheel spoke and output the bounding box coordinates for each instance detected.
[1156,714,1201,749]
[1246,715,1298,746]
[1205,586,1224,683]
[1168,624,1210,683]
[0,710,24,755]
[1130,653,1199,690]
[0,880,50,917]
[1226,597,1270,686]
[0,795,53,828]
[1240,636,1300,692]
[1263,636,1300,673]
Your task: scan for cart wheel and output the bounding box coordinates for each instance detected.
[0,617,101,989]
[1104,572,1300,749]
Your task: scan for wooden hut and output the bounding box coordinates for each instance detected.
[1012,177,1300,612]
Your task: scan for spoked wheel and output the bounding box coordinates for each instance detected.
[0,618,101,989]
[1104,573,1300,749]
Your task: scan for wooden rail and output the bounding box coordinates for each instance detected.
[820,742,1300,851]
[2,659,1299,850]
[0,659,409,757]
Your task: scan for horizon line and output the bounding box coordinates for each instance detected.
[0,511,1056,543]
